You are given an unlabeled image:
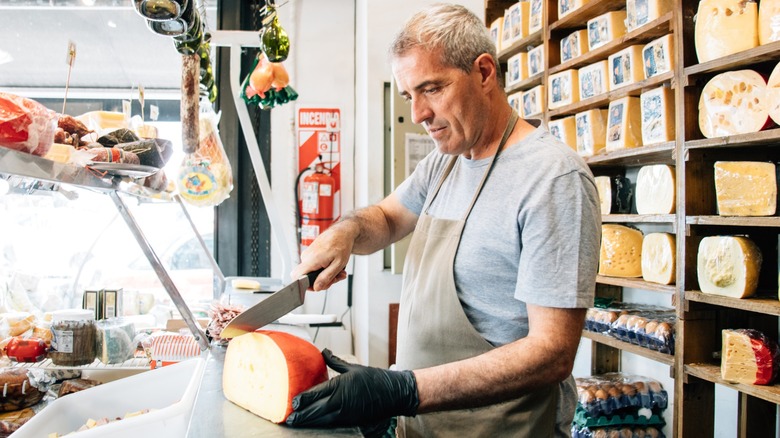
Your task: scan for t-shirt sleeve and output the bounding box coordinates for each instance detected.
[394,150,444,215]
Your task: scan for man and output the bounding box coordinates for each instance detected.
[286,4,600,437]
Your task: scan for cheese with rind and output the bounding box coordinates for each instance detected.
[575,109,608,157]
[766,61,780,125]
[508,91,523,115]
[587,11,628,50]
[759,0,780,45]
[642,34,675,79]
[698,70,770,138]
[697,236,762,298]
[714,161,777,216]
[721,329,780,385]
[506,52,529,87]
[635,164,676,214]
[559,0,592,19]
[642,233,676,285]
[606,96,643,151]
[522,85,545,118]
[561,30,589,63]
[528,44,545,76]
[627,0,673,31]
[641,86,675,146]
[529,0,544,34]
[695,0,758,63]
[579,61,609,100]
[599,224,643,278]
[505,1,530,45]
[548,116,577,151]
[548,69,580,109]
[608,45,645,90]
[489,16,503,53]
[594,175,633,215]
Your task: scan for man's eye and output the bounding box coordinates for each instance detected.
[424,87,440,95]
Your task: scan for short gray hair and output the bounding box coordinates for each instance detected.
[389,3,504,86]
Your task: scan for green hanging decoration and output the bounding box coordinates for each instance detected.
[260,3,290,62]
[240,53,298,110]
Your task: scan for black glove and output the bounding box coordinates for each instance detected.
[285,349,419,428]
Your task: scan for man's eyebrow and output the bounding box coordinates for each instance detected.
[397,80,440,98]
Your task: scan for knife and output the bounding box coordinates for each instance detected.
[220,269,323,339]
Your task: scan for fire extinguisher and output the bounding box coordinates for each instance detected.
[296,161,335,250]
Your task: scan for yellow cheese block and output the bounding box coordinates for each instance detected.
[587,11,628,50]
[529,0,544,34]
[548,69,580,109]
[595,176,612,215]
[695,0,758,63]
[489,16,504,53]
[640,86,675,145]
[759,0,780,45]
[635,164,676,214]
[698,70,769,138]
[599,224,644,278]
[606,96,643,152]
[575,109,608,157]
[522,85,546,118]
[579,61,609,100]
[43,143,74,164]
[501,8,513,49]
[548,116,577,151]
[627,0,673,31]
[721,329,766,385]
[608,45,645,90]
[508,91,523,115]
[642,232,676,285]
[642,34,675,79]
[561,30,590,63]
[714,161,777,216]
[507,2,530,43]
[507,52,529,87]
[766,61,780,126]
[697,236,762,298]
[559,0,591,19]
[528,44,545,76]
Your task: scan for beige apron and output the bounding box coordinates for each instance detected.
[395,112,558,438]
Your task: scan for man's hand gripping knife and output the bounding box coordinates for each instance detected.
[286,349,419,428]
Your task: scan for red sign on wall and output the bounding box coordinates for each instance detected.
[296,107,342,228]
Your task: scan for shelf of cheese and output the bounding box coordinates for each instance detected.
[497,29,544,63]
[549,0,626,32]
[596,275,676,295]
[685,363,780,405]
[581,330,675,365]
[685,128,780,150]
[602,214,675,224]
[685,290,780,316]
[505,72,543,95]
[686,216,780,228]
[12,357,150,371]
[683,40,780,80]
[585,141,675,167]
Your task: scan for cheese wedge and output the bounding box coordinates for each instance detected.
[507,52,529,87]
[722,329,780,385]
[641,86,675,145]
[627,0,673,31]
[599,224,643,278]
[594,175,633,214]
[766,61,780,125]
[528,44,545,76]
[529,0,544,34]
[642,233,676,285]
[548,116,577,151]
[608,45,645,90]
[699,70,770,138]
[714,161,777,216]
[606,96,643,151]
[575,109,608,157]
[697,236,762,298]
[695,0,758,63]
[549,69,580,109]
[561,30,589,63]
[559,0,591,19]
[759,0,780,45]
[587,11,628,50]
[642,34,675,79]
[635,164,676,214]
[579,61,609,100]
[522,85,545,118]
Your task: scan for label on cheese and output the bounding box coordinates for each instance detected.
[595,175,633,214]
[575,109,608,157]
[579,61,609,99]
[528,44,545,76]
[627,0,673,31]
[522,85,545,118]
[588,11,628,50]
[504,2,531,47]
[599,224,643,278]
[501,8,513,48]
[714,161,777,216]
[606,96,643,151]
[507,52,529,87]
[695,0,759,63]
[489,17,503,53]
[698,70,770,138]
[641,86,675,145]
[635,164,676,214]
[529,0,544,34]
[759,0,780,44]
[766,61,780,125]
[508,91,523,114]
[561,30,590,63]
[549,69,580,109]
[559,0,591,19]
[722,329,780,385]
[643,34,675,79]
[548,116,577,151]
[608,45,645,90]
[697,236,762,298]
[642,232,676,285]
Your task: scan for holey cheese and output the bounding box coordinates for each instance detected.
[606,96,643,151]
[641,86,675,145]
[766,61,780,125]
[609,45,645,90]
[599,224,643,278]
[587,11,628,50]
[642,233,676,285]
[594,175,633,214]
[561,30,589,63]
[722,329,780,385]
[522,85,546,118]
[559,0,591,19]
[529,0,544,34]
[549,69,580,109]
[575,109,608,157]
[697,236,762,298]
[507,52,529,87]
[699,70,771,138]
[579,61,609,99]
[714,161,777,216]
[635,164,676,214]
[695,0,758,63]
[642,34,675,79]
[548,116,577,151]
[759,0,780,44]
[627,0,673,31]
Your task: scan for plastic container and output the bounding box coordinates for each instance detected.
[12,357,206,438]
[49,309,96,366]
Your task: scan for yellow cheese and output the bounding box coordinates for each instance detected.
[75,111,128,134]
[642,233,676,285]
[548,69,580,109]
[642,34,675,79]
[507,2,530,43]
[43,143,74,164]
[559,0,591,19]
[595,176,612,215]
[698,70,769,139]
[608,45,645,90]
[721,329,763,384]
[506,52,529,87]
[501,8,513,49]
[508,91,523,114]
[697,236,762,298]
[599,224,644,278]
[561,30,590,63]
[695,0,758,63]
[522,85,545,118]
[232,278,262,290]
[606,96,643,152]
[627,0,673,31]
[529,0,544,34]
[548,116,577,151]
[714,161,777,216]
[135,124,159,139]
[587,11,628,50]
[759,0,780,44]
[636,164,676,214]
[575,109,608,157]
[578,61,609,100]
[528,44,545,76]
[766,61,780,125]
[641,86,675,145]
[489,16,504,53]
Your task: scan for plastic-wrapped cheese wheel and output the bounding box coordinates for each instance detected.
[635,164,676,215]
[698,70,770,138]
[697,236,762,298]
[642,233,676,285]
[599,224,643,278]
[695,0,758,63]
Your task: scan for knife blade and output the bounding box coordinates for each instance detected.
[220,269,322,339]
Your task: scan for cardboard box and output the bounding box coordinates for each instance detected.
[82,289,101,320]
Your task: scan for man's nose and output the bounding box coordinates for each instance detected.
[410,98,432,125]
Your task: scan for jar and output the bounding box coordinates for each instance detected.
[49,309,96,366]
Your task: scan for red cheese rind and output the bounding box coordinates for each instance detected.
[745,329,780,385]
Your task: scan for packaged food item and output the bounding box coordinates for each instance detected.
[714,161,777,216]
[3,337,46,363]
[57,378,101,397]
[0,368,45,413]
[721,328,780,385]
[599,225,643,278]
[612,312,676,354]
[575,373,669,417]
[594,175,632,215]
[572,424,665,438]
[49,309,96,367]
[697,236,762,298]
[0,92,56,157]
[95,318,136,365]
[141,332,202,369]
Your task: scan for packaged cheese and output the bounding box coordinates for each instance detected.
[721,329,780,385]
[698,70,770,138]
[695,0,758,63]
[575,109,608,157]
[606,96,643,151]
[506,52,529,87]
[508,91,523,114]
[522,85,546,118]
[489,16,504,53]
[561,30,589,63]
[766,61,780,125]
[608,45,645,90]
[642,233,676,285]
[548,69,580,109]
[627,0,673,31]
[579,61,609,100]
[529,0,544,34]
[640,86,675,145]
[587,11,628,50]
[642,34,675,79]
[548,116,577,151]
[714,161,777,216]
[503,2,530,48]
[635,164,676,214]
[559,0,591,19]
[594,175,633,214]
[528,44,545,76]
[759,0,780,44]
[599,224,643,278]
[501,8,513,49]
[697,236,762,298]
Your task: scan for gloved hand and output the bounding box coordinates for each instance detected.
[286,349,420,428]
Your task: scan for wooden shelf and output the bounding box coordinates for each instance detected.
[683,40,780,80]
[582,330,675,365]
[549,0,626,32]
[685,291,780,316]
[602,214,675,224]
[685,128,780,151]
[498,30,544,62]
[685,363,780,405]
[596,275,676,294]
[505,73,543,95]
[585,141,675,167]
[686,216,780,228]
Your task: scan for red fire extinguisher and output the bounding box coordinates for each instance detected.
[298,163,335,249]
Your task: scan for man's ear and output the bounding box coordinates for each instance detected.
[474,53,498,89]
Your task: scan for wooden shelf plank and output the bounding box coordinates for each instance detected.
[585,141,675,167]
[597,275,676,294]
[498,30,544,62]
[602,214,675,224]
[685,128,780,150]
[685,363,780,405]
[683,40,780,79]
[549,0,626,32]
[686,216,780,228]
[505,73,543,95]
[582,330,675,365]
[685,291,780,316]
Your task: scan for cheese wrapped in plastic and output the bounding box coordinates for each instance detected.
[695,0,758,63]
[548,69,579,109]
[599,224,643,278]
[722,329,780,385]
[529,0,544,34]
[561,30,589,63]
[636,164,676,214]
[608,45,644,90]
[522,85,545,118]
[508,91,523,115]
[575,109,608,157]
[506,1,530,43]
[506,52,528,87]
[548,117,577,151]
[594,175,633,214]
[642,233,676,285]
[643,34,675,79]
[627,0,673,31]
[697,236,762,298]
[489,16,503,53]
[606,97,643,151]
[714,161,777,216]
[759,0,780,44]
[766,61,780,125]
[559,0,591,19]
[699,70,770,138]
[641,86,675,145]
[587,11,627,50]
[528,44,545,77]
[0,92,56,157]
[579,61,609,100]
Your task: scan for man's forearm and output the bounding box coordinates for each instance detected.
[336,203,412,255]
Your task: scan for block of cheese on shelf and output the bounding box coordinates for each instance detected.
[697,235,762,298]
[608,45,645,90]
[714,161,777,216]
[521,85,545,118]
[548,69,580,109]
[529,0,544,34]
[506,52,529,87]
[635,164,676,214]
[489,16,503,53]
[640,86,675,145]
[506,1,530,44]
[606,96,643,152]
[575,109,608,157]
[559,0,591,19]
[508,91,523,115]
[759,0,780,44]
[501,7,513,50]
[721,329,780,385]
[548,116,577,151]
[698,70,771,138]
[528,44,545,77]
[561,30,589,63]
[641,233,676,285]
[587,11,628,50]
[766,61,780,125]
[594,175,633,214]
[599,224,643,278]
[695,0,758,63]
[642,34,675,79]
[579,61,609,100]
[627,0,673,31]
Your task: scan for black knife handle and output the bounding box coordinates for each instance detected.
[305,269,325,287]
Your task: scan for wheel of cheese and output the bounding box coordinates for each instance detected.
[759,0,780,45]
[714,161,777,216]
[697,236,762,298]
[599,224,643,278]
[223,331,328,423]
[694,0,758,63]
[721,328,779,385]
[766,62,780,126]
[641,233,676,285]
[635,165,676,215]
[698,70,770,138]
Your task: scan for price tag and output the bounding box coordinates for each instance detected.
[139,85,145,121]
[122,100,131,121]
[150,104,159,121]
[66,40,76,66]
